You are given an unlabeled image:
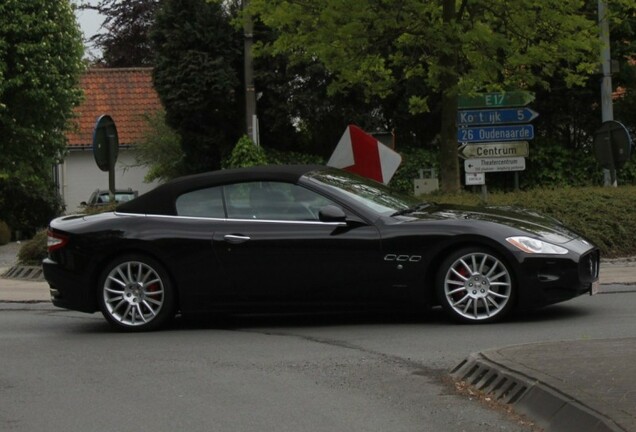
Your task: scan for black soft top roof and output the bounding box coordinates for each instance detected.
[116,164,326,215]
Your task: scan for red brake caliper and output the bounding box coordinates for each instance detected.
[451,265,470,301]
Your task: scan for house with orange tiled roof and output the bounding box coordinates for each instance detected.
[56,68,162,211]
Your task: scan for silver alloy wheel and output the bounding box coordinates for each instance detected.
[442,252,512,321]
[102,260,165,326]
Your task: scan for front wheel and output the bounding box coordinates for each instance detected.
[98,254,176,331]
[436,248,515,323]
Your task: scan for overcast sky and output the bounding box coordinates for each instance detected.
[73,1,104,56]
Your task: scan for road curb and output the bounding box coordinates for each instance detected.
[450,352,625,432]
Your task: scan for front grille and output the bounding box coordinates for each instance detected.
[579,250,600,281]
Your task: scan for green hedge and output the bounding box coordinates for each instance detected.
[418,186,636,258]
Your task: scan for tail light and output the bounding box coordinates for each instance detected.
[47,230,68,252]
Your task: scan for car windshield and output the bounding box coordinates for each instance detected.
[99,193,133,203]
[306,168,421,215]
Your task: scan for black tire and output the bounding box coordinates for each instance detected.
[97,254,176,331]
[435,247,515,323]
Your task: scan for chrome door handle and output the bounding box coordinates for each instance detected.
[224,234,251,244]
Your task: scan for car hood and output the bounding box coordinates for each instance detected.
[400,203,581,244]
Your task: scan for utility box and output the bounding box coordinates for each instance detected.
[414,168,439,196]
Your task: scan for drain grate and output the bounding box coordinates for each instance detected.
[450,352,624,432]
[451,354,528,404]
[1,265,44,281]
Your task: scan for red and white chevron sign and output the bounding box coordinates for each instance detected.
[327,125,402,184]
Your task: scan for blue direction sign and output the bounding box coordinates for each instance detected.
[457,108,539,126]
[458,125,534,143]
[458,91,535,109]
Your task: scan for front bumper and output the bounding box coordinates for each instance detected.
[516,248,600,309]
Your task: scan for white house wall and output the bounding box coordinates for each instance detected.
[59,148,159,214]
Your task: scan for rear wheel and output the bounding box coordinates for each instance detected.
[98,254,175,331]
[436,248,515,323]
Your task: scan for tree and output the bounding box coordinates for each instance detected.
[151,0,244,173]
[608,0,636,134]
[133,110,185,182]
[254,48,392,158]
[82,0,159,67]
[0,0,84,178]
[250,0,600,191]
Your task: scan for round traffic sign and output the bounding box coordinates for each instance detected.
[92,115,119,172]
[593,120,632,170]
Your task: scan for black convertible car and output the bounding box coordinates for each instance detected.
[44,165,599,331]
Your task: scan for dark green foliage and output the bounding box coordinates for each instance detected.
[419,187,636,258]
[0,177,64,238]
[224,136,268,168]
[151,0,243,173]
[254,55,391,158]
[83,203,118,215]
[0,220,10,245]
[0,0,84,178]
[264,148,325,165]
[389,146,439,194]
[84,0,159,67]
[481,138,604,190]
[17,229,47,265]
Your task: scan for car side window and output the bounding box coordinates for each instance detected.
[176,187,225,218]
[225,182,334,221]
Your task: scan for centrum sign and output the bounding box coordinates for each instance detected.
[458,141,529,159]
[458,125,534,143]
[464,157,526,173]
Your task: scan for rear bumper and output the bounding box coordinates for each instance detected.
[42,258,98,313]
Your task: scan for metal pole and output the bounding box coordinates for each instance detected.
[108,130,116,203]
[243,0,257,144]
[599,0,616,186]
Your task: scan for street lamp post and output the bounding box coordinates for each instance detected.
[243,1,258,145]
[598,0,616,186]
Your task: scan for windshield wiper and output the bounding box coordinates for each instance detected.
[392,203,431,216]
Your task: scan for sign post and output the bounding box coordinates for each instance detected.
[92,115,119,202]
[458,91,535,109]
[457,108,538,125]
[457,125,534,143]
[458,141,529,159]
[593,120,632,185]
[458,91,538,191]
[327,125,402,184]
[464,157,526,173]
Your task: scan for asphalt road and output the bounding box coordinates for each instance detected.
[1,291,634,432]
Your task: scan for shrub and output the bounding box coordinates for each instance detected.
[0,220,10,245]
[17,230,48,265]
[83,202,118,215]
[0,176,64,238]
[389,146,439,194]
[223,135,268,168]
[265,148,325,165]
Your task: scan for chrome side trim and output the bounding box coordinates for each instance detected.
[114,211,347,226]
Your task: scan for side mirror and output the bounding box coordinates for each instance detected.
[319,205,347,223]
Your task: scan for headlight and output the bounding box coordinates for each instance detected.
[506,236,569,255]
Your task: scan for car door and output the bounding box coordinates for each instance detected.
[169,185,234,308]
[212,181,385,305]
